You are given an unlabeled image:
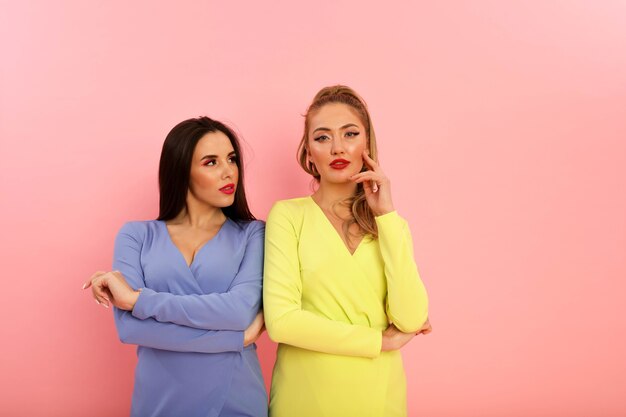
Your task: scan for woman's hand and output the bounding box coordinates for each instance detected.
[83,271,140,311]
[381,319,432,352]
[417,318,432,335]
[381,324,416,352]
[350,151,395,217]
[244,312,265,347]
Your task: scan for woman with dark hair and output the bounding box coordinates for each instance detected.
[263,86,431,417]
[84,117,267,417]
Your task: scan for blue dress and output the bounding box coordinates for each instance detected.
[112,218,268,417]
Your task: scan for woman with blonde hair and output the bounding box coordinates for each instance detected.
[263,85,431,417]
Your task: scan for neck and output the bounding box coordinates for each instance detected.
[312,179,357,210]
[172,196,226,228]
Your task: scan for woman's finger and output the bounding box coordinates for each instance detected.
[350,171,374,180]
[352,170,388,187]
[102,287,113,306]
[354,175,381,194]
[91,277,110,308]
[351,171,381,184]
[93,291,110,307]
[362,178,374,196]
[418,325,433,335]
[362,151,379,170]
[99,291,111,307]
[92,292,109,307]
[83,271,106,289]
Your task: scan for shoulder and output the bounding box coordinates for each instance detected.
[229,218,265,239]
[268,197,311,219]
[266,197,313,238]
[116,220,159,242]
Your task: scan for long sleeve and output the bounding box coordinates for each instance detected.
[131,222,264,331]
[112,222,244,353]
[376,211,429,333]
[263,202,382,358]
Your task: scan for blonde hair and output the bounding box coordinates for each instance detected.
[297,85,379,238]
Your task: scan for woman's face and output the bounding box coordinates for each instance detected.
[188,131,239,208]
[307,102,368,184]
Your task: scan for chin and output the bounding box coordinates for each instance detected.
[322,167,360,183]
[211,195,236,208]
[320,173,352,185]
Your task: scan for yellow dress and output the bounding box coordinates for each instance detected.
[263,197,429,417]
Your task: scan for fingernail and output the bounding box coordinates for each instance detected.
[82,283,87,289]
[94,299,100,305]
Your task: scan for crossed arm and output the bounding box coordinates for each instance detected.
[262,203,430,360]
[84,222,265,353]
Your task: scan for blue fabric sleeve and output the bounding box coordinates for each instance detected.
[112,222,244,353]
[131,222,264,331]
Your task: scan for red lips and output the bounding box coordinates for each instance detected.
[329,159,350,170]
[219,183,235,194]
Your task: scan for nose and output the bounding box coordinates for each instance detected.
[330,137,345,155]
[222,162,235,179]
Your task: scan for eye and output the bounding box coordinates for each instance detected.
[314,135,330,142]
[228,155,238,164]
[203,159,216,166]
[345,131,360,138]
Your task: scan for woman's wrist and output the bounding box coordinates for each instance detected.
[380,332,393,352]
[374,207,395,218]
[128,289,141,310]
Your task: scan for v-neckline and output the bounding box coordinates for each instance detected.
[158,218,230,268]
[307,196,367,257]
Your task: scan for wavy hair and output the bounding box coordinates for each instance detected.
[297,85,379,238]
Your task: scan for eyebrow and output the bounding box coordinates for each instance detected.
[200,151,236,160]
[312,123,360,134]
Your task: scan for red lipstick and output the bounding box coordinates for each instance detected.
[219,183,235,195]
[329,159,350,170]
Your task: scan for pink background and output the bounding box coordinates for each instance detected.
[1,1,625,416]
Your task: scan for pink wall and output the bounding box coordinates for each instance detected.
[1,1,625,416]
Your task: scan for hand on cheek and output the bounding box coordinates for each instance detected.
[351,150,394,216]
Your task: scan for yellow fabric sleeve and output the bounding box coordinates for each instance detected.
[263,201,382,358]
[376,211,429,333]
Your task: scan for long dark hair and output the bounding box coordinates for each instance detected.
[157,116,255,222]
